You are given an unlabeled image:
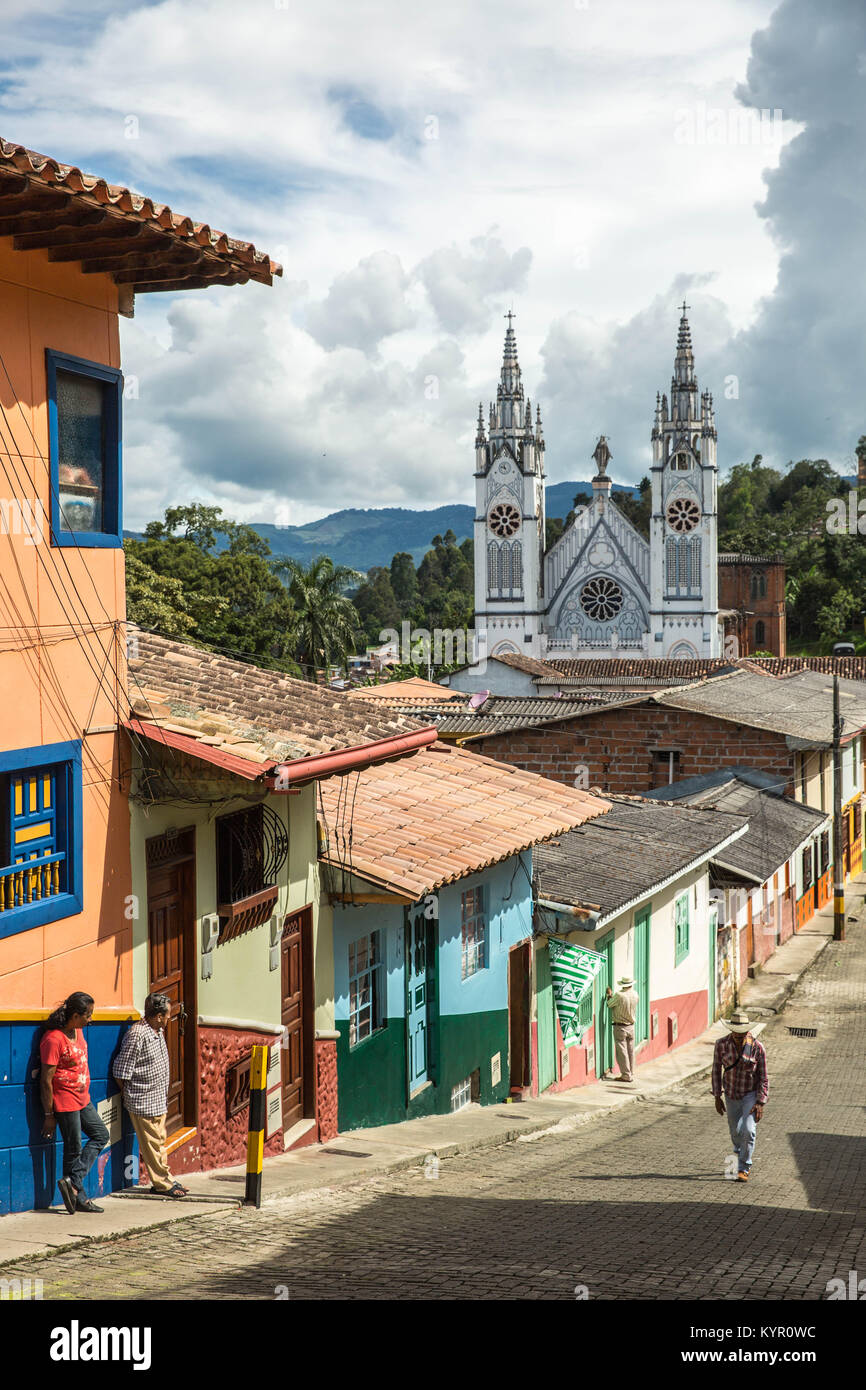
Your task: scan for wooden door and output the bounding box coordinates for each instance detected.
[508,941,531,1090]
[147,853,195,1135]
[281,906,313,1130]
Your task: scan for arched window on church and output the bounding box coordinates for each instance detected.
[673,452,691,470]
[750,571,767,600]
[501,542,512,594]
[666,537,677,592]
[687,536,701,592]
[487,541,500,595]
[511,541,523,595]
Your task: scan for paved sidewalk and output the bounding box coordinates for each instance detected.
[1,876,857,1268]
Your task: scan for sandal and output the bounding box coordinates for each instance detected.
[166,1182,189,1198]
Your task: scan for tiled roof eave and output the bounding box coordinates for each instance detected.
[0,137,282,299]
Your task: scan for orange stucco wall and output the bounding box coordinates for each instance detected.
[0,241,131,1009]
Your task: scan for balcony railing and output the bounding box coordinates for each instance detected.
[0,853,65,912]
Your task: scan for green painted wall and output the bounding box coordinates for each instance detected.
[128,775,326,1030]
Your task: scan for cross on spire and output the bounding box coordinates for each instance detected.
[680,299,690,316]
[505,308,516,328]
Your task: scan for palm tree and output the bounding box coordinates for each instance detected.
[276,556,361,681]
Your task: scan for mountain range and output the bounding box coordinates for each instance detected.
[125,479,639,572]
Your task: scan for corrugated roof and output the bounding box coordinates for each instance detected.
[644,767,828,883]
[384,693,627,738]
[0,136,281,304]
[657,668,866,746]
[127,627,433,774]
[534,798,747,919]
[320,740,610,899]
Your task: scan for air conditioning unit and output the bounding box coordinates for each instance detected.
[668,1012,678,1046]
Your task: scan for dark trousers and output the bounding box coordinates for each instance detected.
[56,1103,110,1193]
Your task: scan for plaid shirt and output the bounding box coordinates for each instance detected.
[711,1033,768,1105]
[112,1021,170,1118]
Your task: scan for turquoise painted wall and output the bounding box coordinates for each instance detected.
[333,852,533,1130]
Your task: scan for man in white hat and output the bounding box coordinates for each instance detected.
[605,976,638,1082]
[711,1008,769,1182]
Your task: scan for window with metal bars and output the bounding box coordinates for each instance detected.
[215,803,288,906]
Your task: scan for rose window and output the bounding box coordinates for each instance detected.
[666,497,701,533]
[579,577,624,621]
[488,502,520,537]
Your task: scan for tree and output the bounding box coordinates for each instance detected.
[276,555,362,679]
[390,552,418,608]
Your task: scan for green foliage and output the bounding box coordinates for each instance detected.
[351,531,474,648]
[275,555,362,681]
[718,455,864,650]
[127,504,298,672]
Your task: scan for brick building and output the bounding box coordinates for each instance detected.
[718,553,786,656]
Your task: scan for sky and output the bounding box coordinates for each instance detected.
[1,0,864,529]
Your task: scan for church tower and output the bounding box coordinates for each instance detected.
[473,314,546,658]
[649,305,720,658]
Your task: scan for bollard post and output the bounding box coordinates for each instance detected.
[244,1044,268,1208]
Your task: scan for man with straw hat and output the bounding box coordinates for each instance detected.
[605,975,639,1082]
[711,1008,769,1182]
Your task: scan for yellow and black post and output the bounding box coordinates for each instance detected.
[244,1044,268,1208]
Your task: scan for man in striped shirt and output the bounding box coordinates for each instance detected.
[711,1008,769,1182]
[113,993,188,1198]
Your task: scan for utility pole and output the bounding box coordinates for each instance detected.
[832,675,845,942]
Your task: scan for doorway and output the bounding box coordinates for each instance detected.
[595,930,615,1077]
[281,906,314,1130]
[508,940,531,1091]
[633,906,651,1046]
[146,829,197,1136]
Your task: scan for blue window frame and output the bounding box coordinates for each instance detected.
[0,741,83,938]
[348,931,385,1047]
[46,349,122,548]
[461,885,487,979]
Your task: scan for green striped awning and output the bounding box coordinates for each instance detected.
[547,938,605,1047]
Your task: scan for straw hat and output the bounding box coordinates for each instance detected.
[617,976,635,989]
[727,1008,754,1034]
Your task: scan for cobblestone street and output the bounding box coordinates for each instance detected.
[5,922,865,1301]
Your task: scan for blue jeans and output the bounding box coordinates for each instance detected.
[56,1103,110,1194]
[726,1090,758,1173]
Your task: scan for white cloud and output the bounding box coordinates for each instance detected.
[5,0,836,530]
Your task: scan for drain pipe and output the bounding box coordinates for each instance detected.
[537,897,602,930]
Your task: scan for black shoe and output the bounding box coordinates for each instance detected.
[57,1177,77,1214]
[76,1197,104,1213]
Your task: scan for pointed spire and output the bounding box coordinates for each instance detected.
[476,401,486,445]
[676,299,693,357]
[524,397,534,434]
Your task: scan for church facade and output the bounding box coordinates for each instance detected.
[473,308,722,661]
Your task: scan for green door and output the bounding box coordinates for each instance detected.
[536,942,557,1093]
[634,905,651,1047]
[595,931,615,1077]
[708,903,718,1023]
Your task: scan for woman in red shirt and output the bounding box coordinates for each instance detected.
[39,991,109,1214]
